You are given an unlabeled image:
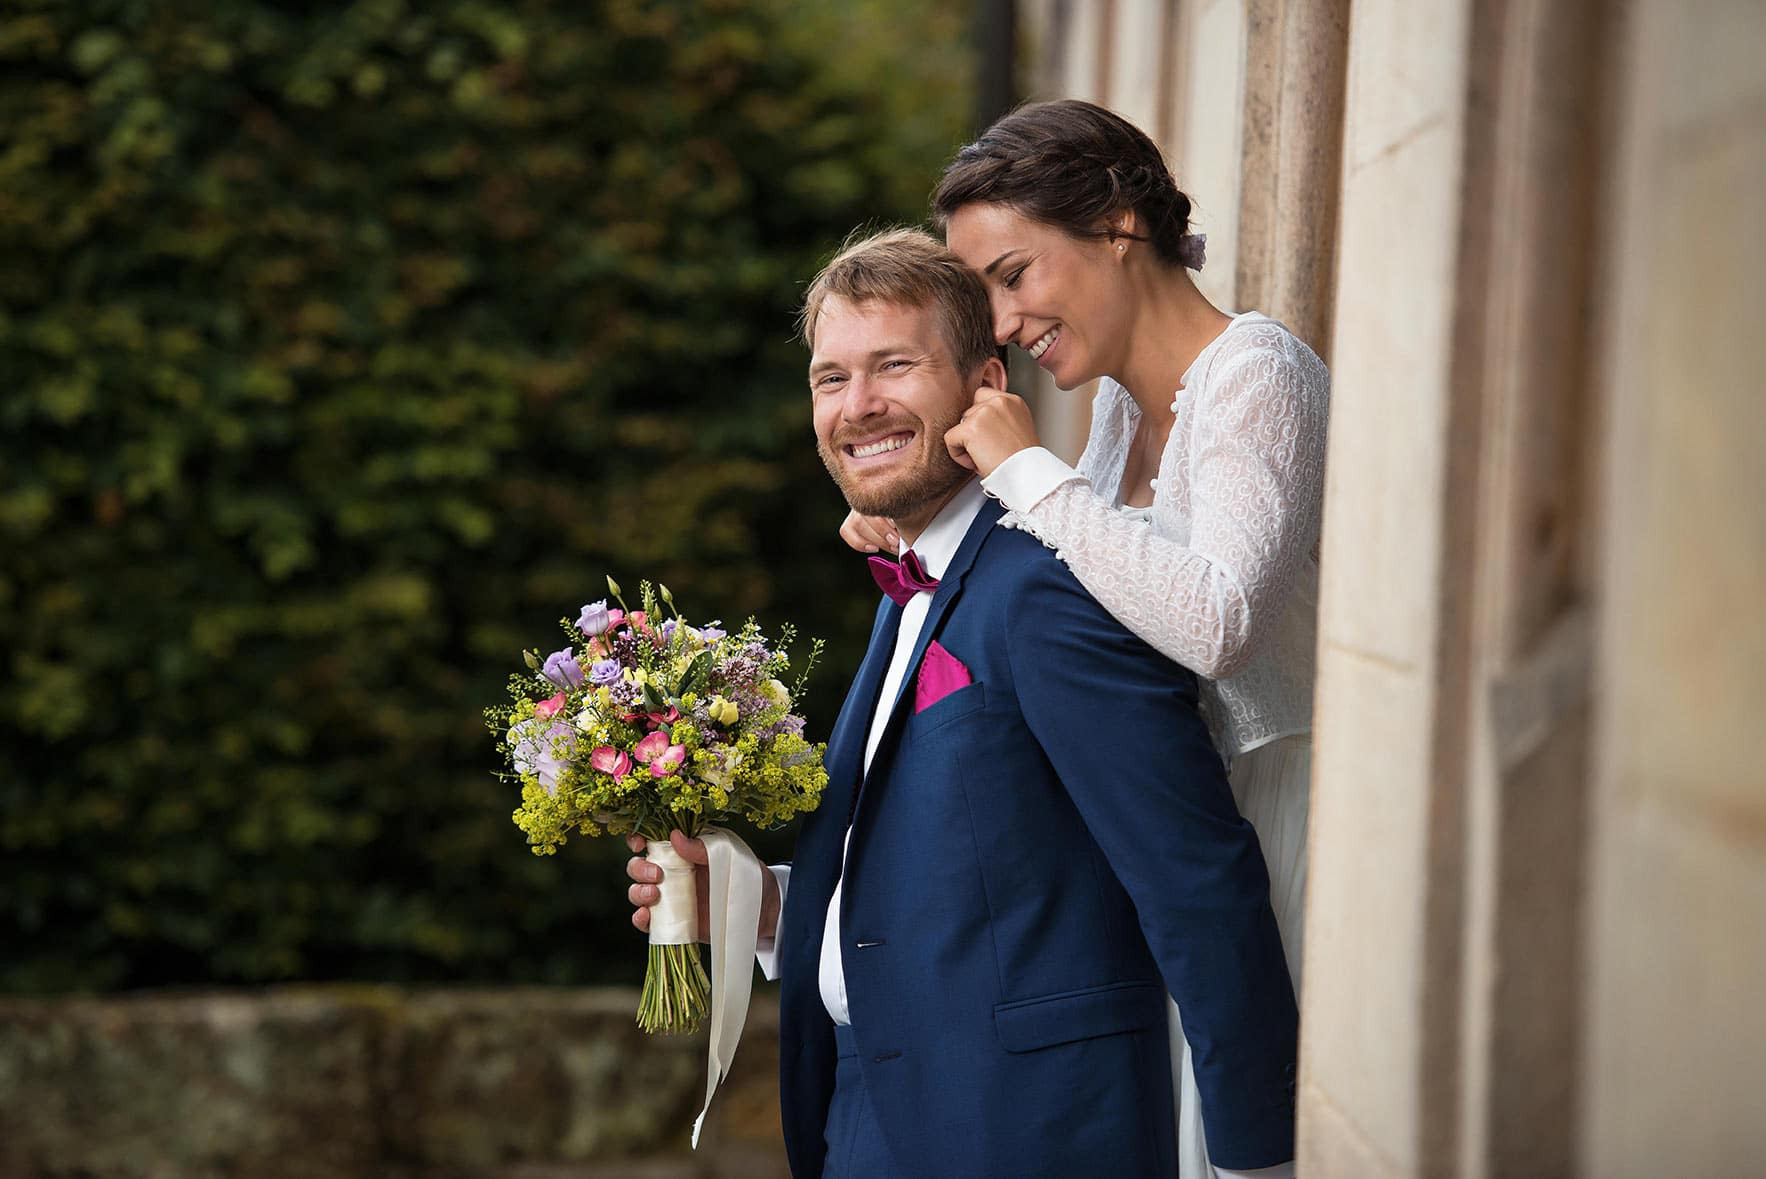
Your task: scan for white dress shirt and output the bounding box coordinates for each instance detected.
[755,479,987,1015]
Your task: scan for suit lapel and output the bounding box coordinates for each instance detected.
[816,597,901,831]
[852,497,1004,810]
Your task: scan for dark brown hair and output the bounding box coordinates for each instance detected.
[798,227,995,374]
[932,99,1194,267]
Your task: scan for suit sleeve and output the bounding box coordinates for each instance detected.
[1005,555,1298,1170]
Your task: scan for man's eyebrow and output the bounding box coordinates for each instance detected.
[981,250,1023,277]
[809,345,921,375]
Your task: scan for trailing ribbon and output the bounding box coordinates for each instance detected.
[647,828,764,1149]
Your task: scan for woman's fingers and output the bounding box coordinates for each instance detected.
[839,510,898,553]
[946,390,1039,477]
[944,420,978,470]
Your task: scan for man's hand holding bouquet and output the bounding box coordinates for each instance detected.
[489,577,828,1144]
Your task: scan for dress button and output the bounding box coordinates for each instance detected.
[1170,401,1181,412]
[1148,478,1160,489]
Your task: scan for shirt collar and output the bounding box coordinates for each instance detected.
[896,478,987,580]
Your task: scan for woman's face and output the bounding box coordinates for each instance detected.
[944,201,1131,390]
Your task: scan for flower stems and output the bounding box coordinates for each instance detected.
[638,942,712,1034]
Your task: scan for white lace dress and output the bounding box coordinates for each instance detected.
[982,310,1328,1178]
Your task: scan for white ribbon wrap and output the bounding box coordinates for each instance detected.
[642,840,700,946]
[643,828,765,1148]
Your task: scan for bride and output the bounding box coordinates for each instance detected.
[843,99,1329,1179]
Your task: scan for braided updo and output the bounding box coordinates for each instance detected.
[932,99,1195,267]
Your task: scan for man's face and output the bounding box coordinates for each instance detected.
[810,295,974,520]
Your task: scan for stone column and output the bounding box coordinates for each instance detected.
[1234,0,1351,357]
[1580,1,1766,1174]
[1300,0,1479,1173]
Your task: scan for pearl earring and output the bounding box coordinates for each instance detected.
[1116,242,1125,254]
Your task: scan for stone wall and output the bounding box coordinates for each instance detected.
[0,987,788,1179]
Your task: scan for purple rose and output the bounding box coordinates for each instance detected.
[576,600,613,636]
[589,658,622,687]
[542,647,585,688]
[658,619,679,645]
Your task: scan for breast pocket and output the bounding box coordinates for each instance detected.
[908,681,987,734]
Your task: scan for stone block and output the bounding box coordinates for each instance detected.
[1320,116,1460,669]
[0,991,382,1179]
[1584,802,1766,1176]
[1301,649,1432,1172]
[1176,0,1247,311]
[1343,0,1468,167]
[0,986,789,1179]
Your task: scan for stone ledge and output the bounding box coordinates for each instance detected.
[0,985,786,1179]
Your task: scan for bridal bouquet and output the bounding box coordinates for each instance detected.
[490,577,827,1035]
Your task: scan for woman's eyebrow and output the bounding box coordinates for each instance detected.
[981,249,1023,277]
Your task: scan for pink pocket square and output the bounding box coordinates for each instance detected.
[914,641,974,713]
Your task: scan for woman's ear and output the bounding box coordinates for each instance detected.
[1109,207,1139,243]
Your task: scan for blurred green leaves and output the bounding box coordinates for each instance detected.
[0,0,970,991]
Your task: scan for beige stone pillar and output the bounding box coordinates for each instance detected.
[1235,0,1350,357]
[1580,1,1766,1174]
[1301,0,1478,1173]
[1168,0,1250,312]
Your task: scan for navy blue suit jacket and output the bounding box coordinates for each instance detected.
[777,496,1297,1177]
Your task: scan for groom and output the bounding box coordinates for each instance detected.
[630,229,1296,1177]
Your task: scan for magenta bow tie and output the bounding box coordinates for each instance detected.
[868,550,940,606]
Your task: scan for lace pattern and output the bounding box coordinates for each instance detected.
[999,313,1329,757]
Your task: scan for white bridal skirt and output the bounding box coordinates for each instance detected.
[1170,734,1311,1178]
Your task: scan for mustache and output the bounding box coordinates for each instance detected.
[827,417,920,452]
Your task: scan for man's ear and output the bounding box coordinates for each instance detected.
[976,354,1008,393]
[1109,207,1139,242]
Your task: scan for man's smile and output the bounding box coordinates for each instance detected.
[845,431,915,461]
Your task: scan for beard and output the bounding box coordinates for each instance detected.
[817,406,971,520]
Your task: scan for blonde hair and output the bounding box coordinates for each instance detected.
[799,227,995,374]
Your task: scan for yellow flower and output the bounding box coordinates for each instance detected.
[709,695,739,726]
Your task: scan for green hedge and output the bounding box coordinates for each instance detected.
[0,0,970,991]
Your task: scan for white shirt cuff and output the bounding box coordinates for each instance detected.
[1216,1164,1295,1179]
[981,446,1085,513]
[754,864,790,980]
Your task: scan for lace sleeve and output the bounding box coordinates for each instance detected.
[1007,336,1328,679]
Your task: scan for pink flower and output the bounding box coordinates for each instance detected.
[534,692,567,718]
[648,744,687,777]
[633,731,671,763]
[589,746,632,778]
[646,705,681,727]
[633,730,686,776]
[606,608,625,629]
[628,610,650,633]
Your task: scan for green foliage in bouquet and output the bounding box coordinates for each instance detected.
[494,578,826,853]
[491,578,827,1031]
[0,0,970,992]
